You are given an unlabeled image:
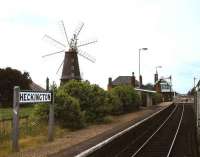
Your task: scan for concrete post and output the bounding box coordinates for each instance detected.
[12,86,20,152]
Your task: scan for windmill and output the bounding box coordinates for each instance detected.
[42,21,97,85]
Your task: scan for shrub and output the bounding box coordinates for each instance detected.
[58,80,110,123]
[152,93,162,105]
[55,90,85,129]
[85,84,111,122]
[32,92,86,130]
[109,85,141,114]
[106,92,123,115]
[101,115,113,124]
[31,103,49,122]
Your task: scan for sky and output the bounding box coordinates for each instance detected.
[0,0,200,93]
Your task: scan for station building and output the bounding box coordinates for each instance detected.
[154,73,173,101]
[107,72,139,90]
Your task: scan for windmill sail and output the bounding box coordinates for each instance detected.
[78,50,96,63]
[59,20,70,46]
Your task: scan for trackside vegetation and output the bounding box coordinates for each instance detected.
[33,80,144,129]
[0,80,163,156]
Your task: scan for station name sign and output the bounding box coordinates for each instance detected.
[19,91,52,103]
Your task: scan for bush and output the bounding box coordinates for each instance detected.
[58,80,110,123]
[32,92,86,130]
[32,81,142,130]
[85,84,110,122]
[55,90,85,129]
[31,103,49,122]
[152,93,162,105]
[106,92,123,115]
[101,115,113,124]
[109,85,141,114]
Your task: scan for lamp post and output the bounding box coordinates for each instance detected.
[155,65,162,74]
[139,48,148,88]
[194,77,197,90]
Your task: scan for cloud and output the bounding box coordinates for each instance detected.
[0,0,199,93]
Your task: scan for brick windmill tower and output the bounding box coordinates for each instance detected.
[42,21,97,85]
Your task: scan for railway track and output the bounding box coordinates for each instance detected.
[75,103,198,157]
[128,104,184,157]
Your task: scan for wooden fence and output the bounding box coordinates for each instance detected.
[0,116,29,141]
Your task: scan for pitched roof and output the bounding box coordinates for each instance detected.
[29,82,45,91]
[112,76,139,86]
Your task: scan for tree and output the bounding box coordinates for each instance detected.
[0,67,32,106]
[143,83,154,90]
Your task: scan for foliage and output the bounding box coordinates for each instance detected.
[32,81,142,129]
[142,83,154,90]
[0,67,32,107]
[32,95,85,129]
[106,92,123,115]
[58,80,111,123]
[55,90,85,129]
[101,115,113,124]
[152,92,163,105]
[31,104,49,122]
[188,87,195,96]
[109,85,141,114]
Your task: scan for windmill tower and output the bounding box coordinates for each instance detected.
[42,21,97,85]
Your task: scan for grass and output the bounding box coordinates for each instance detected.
[0,106,34,120]
[0,125,68,157]
[0,105,36,157]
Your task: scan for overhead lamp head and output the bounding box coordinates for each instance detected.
[142,48,148,50]
[157,65,162,68]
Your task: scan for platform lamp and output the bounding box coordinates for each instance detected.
[139,48,148,88]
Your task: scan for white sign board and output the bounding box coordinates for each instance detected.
[160,83,171,92]
[19,91,52,103]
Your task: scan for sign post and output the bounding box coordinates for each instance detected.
[12,86,20,152]
[12,86,53,152]
[48,83,54,142]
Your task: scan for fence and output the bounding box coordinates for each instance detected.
[0,115,48,143]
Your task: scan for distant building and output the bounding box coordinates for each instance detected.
[107,72,139,90]
[154,78,172,101]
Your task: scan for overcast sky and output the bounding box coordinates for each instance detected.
[0,0,200,93]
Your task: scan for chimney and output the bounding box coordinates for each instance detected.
[108,77,112,90]
[139,75,143,88]
[154,73,158,84]
[131,72,135,87]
